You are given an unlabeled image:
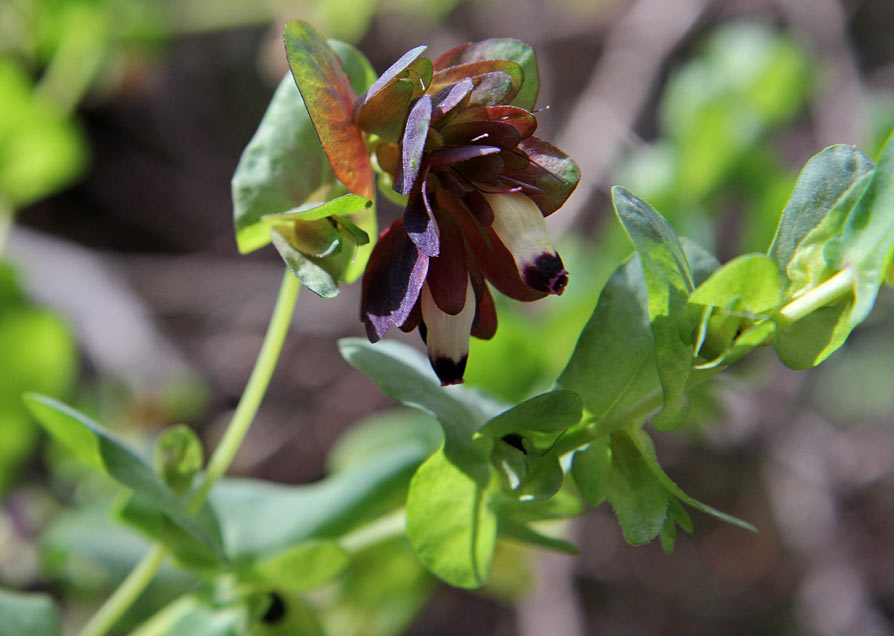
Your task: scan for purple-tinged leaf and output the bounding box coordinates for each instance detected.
[455,153,505,184]
[469,270,497,339]
[440,120,521,150]
[502,137,580,216]
[404,179,440,257]
[433,38,539,110]
[428,145,502,172]
[430,61,523,106]
[359,45,427,105]
[357,78,414,140]
[397,95,433,195]
[431,78,474,122]
[361,219,430,340]
[284,20,373,199]
[449,105,537,140]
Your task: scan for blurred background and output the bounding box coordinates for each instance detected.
[2,0,894,634]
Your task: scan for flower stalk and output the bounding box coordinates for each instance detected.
[77,269,300,636]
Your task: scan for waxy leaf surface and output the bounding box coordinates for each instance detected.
[284,20,373,199]
[613,186,696,430]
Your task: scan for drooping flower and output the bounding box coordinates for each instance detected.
[357,40,580,384]
[281,22,579,385]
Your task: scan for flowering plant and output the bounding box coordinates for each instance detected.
[13,18,894,636]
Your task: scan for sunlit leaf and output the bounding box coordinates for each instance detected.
[613,187,697,430]
[405,448,497,588]
[284,20,373,199]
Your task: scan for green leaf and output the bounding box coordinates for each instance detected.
[612,186,697,430]
[689,254,779,364]
[623,428,756,533]
[570,437,612,507]
[768,144,875,281]
[262,193,372,224]
[606,430,670,545]
[0,589,61,636]
[498,519,578,555]
[0,60,86,206]
[270,225,341,299]
[284,19,373,199]
[338,338,501,472]
[326,409,442,474]
[130,596,247,636]
[478,390,582,439]
[154,425,203,495]
[405,448,497,588]
[24,395,225,558]
[253,540,350,593]
[558,253,658,420]
[515,449,564,500]
[231,73,334,254]
[436,38,539,110]
[117,495,223,572]
[0,306,76,492]
[209,446,425,559]
[828,131,894,325]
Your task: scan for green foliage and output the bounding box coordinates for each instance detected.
[0,267,76,492]
[0,588,61,636]
[24,395,225,559]
[154,425,203,495]
[231,36,378,296]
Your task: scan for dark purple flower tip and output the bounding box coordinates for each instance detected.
[430,355,468,386]
[522,253,568,295]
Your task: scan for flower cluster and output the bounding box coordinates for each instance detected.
[356,41,580,384]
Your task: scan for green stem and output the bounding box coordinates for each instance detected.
[77,269,300,636]
[77,545,169,636]
[189,269,299,512]
[776,267,855,324]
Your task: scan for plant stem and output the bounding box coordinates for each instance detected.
[77,269,300,636]
[77,545,169,636]
[776,267,854,324]
[189,269,300,512]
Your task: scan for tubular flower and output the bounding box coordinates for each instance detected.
[359,40,580,385]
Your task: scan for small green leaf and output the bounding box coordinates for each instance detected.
[515,450,564,501]
[768,144,874,280]
[0,589,61,636]
[154,425,203,495]
[406,448,497,588]
[828,131,894,326]
[606,430,670,545]
[570,437,612,507]
[689,254,779,364]
[478,390,582,439]
[253,541,350,593]
[774,301,852,370]
[613,186,697,430]
[284,20,373,199]
[262,193,372,224]
[623,428,757,533]
[270,226,340,299]
[24,395,225,558]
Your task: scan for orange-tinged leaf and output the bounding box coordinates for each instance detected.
[284,20,373,199]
